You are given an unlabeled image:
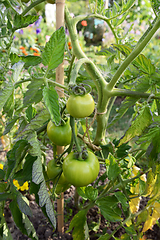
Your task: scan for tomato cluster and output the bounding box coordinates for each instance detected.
[47,87,99,189]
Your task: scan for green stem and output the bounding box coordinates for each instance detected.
[70,116,81,153]
[107,17,160,91]
[69,58,91,85]
[21,0,46,16]
[67,54,76,83]
[110,88,160,99]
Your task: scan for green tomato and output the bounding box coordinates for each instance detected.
[62,150,100,187]
[47,159,62,180]
[47,0,55,3]
[34,2,45,12]
[66,93,95,118]
[47,117,77,146]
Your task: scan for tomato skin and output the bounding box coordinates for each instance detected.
[47,118,77,146]
[47,159,62,180]
[34,2,45,12]
[47,0,55,3]
[47,159,70,194]
[66,93,95,118]
[62,151,100,187]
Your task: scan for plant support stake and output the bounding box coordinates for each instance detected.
[56,0,65,234]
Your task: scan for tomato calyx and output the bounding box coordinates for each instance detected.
[73,147,88,161]
[69,83,92,96]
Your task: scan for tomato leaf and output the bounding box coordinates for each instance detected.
[10,200,38,240]
[43,86,61,126]
[1,221,13,240]
[97,233,112,240]
[96,197,122,222]
[5,140,29,179]
[85,186,98,201]
[115,191,129,212]
[66,210,88,240]
[113,44,155,74]
[23,79,43,107]
[17,109,50,138]
[0,82,14,112]
[119,105,152,146]
[17,192,32,217]
[13,14,39,30]
[106,153,120,180]
[41,27,65,70]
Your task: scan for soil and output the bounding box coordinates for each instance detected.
[1,145,160,240]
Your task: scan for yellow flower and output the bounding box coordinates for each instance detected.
[0,163,4,170]
[13,179,29,191]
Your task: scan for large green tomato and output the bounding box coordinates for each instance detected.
[34,2,45,12]
[62,150,100,187]
[47,117,77,146]
[47,0,55,3]
[66,93,95,118]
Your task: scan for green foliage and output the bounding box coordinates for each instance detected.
[0,0,160,239]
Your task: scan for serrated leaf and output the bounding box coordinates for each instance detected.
[76,187,88,200]
[113,44,155,74]
[96,197,122,222]
[107,153,120,180]
[119,106,152,146]
[32,156,43,185]
[11,61,25,82]
[85,186,98,201]
[13,14,39,30]
[17,109,50,138]
[115,191,129,211]
[3,90,14,117]
[66,210,88,240]
[45,197,56,229]
[43,86,61,125]
[97,233,111,240]
[21,55,42,67]
[42,27,65,70]
[23,79,43,107]
[26,105,37,122]
[6,140,29,179]
[27,131,41,157]
[0,82,14,112]
[17,192,32,217]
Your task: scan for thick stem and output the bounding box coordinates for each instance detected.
[107,17,160,91]
[21,0,46,16]
[70,116,81,153]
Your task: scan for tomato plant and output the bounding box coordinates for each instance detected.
[21,0,30,3]
[47,117,77,146]
[66,93,95,118]
[0,0,160,239]
[62,150,100,187]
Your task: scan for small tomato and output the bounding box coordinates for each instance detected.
[66,93,95,118]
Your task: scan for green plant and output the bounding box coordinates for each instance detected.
[0,0,160,239]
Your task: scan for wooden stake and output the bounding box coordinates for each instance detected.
[56,0,65,234]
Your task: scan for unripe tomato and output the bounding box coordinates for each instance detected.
[47,117,77,146]
[66,93,95,118]
[47,0,55,3]
[63,150,100,187]
[34,2,45,12]
[47,159,70,194]
[47,159,62,180]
